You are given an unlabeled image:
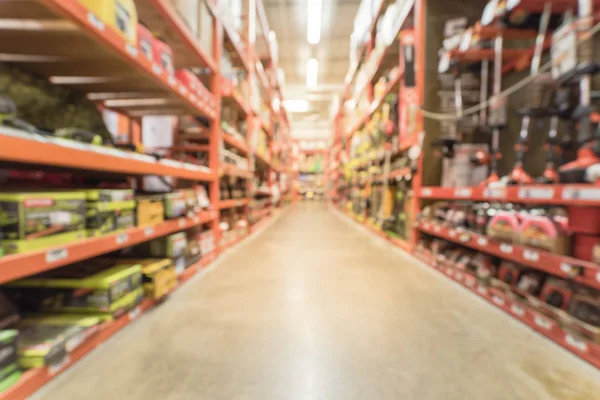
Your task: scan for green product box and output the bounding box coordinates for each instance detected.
[0,371,20,393]
[163,190,193,219]
[0,330,19,384]
[0,191,86,254]
[55,287,144,322]
[148,232,188,258]
[85,190,136,237]
[6,259,142,313]
[17,324,82,369]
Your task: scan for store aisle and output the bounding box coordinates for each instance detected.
[34,203,600,400]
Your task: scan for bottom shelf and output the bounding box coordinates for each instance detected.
[333,202,600,370]
[0,215,279,399]
[413,250,600,369]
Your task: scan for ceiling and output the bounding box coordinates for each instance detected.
[265,0,360,141]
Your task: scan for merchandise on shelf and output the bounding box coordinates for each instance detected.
[136,194,165,227]
[137,23,154,62]
[0,330,19,387]
[78,0,138,45]
[85,189,136,237]
[125,258,177,300]
[0,191,86,255]
[153,38,175,77]
[5,258,143,315]
[147,232,188,259]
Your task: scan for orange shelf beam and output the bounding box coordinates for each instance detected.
[0,131,216,181]
[218,199,249,209]
[0,211,217,284]
[223,133,249,154]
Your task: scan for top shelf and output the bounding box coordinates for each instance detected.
[1,0,216,120]
[420,185,600,207]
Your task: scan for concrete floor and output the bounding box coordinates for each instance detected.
[33,203,600,400]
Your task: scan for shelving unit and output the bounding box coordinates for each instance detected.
[330,0,600,371]
[0,0,290,396]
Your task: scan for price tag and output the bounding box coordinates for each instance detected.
[458,233,470,243]
[178,219,186,228]
[511,304,525,317]
[49,355,71,376]
[565,334,588,353]
[448,230,456,238]
[500,243,513,254]
[128,307,141,321]
[562,187,600,201]
[454,188,472,198]
[534,315,552,330]
[152,64,162,75]
[455,272,463,281]
[434,225,442,233]
[144,227,154,237]
[477,286,488,296]
[87,12,105,30]
[465,277,476,287]
[46,248,68,264]
[421,188,433,196]
[193,216,200,224]
[477,237,488,246]
[180,86,188,95]
[492,295,505,306]
[446,268,454,277]
[483,188,505,199]
[168,76,176,86]
[116,233,129,245]
[523,249,539,262]
[518,188,554,200]
[125,43,138,57]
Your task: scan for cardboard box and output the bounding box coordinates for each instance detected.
[136,195,165,227]
[441,144,489,187]
[85,189,136,237]
[148,232,188,258]
[124,259,177,300]
[0,191,86,254]
[7,259,142,313]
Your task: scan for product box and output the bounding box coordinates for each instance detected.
[136,195,165,227]
[164,190,193,219]
[0,330,19,383]
[125,259,177,300]
[148,232,188,258]
[0,191,86,255]
[17,324,81,368]
[519,215,571,255]
[487,211,521,242]
[78,0,138,45]
[198,231,215,255]
[85,189,136,237]
[55,287,144,323]
[6,259,142,314]
[153,38,174,77]
[137,23,154,62]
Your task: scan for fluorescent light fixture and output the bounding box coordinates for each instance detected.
[283,99,310,113]
[307,0,322,44]
[306,58,318,87]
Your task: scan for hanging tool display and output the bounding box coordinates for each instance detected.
[432,61,464,158]
[558,0,600,183]
[507,3,553,185]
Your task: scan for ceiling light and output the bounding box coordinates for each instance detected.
[283,99,310,113]
[307,0,322,44]
[306,58,318,87]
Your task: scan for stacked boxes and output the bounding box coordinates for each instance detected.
[0,192,86,255]
[85,189,136,237]
[124,259,177,300]
[0,330,20,390]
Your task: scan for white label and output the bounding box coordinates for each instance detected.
[180,86,188,95]
[511,304,525,317]
[500,243,513,254]
[446,268,454,277]
[144,227,154,237]
[125,43,138,57]
[128,307,141,321]
[477,286,488,295]
[87,12,105,30]
[492,295,505,306]
[518,188,554,200]
[455,272,463,281]
[168,76,176,86]
[483,188,506,199]
[477,237,488,246]
[534,315,552,330]
[523,249,539,262]
[560,263,578,276]
[46,248,68,264]
[466,277,476,287]
[178,219,186,228]
[421,188,433,196]
[152,64,162,75]
[596,271,600,283]
[562,187,600,201]
[459,233,470,243]
[434,225,442,233]
[448,230,456,238]
[454,188,472,198]
[116,233,129,245]
[565,334,588,353]
[49,355,71,376]
[193,216,200,224]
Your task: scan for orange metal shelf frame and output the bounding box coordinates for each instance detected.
[419,185,600,206]
[0,210,217,284]
[19,0,217,120]
[218,198,249,209]
[223,133,249,154]
[0,132,216,181]
[220,164,252,179]
[417,220,600,291]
